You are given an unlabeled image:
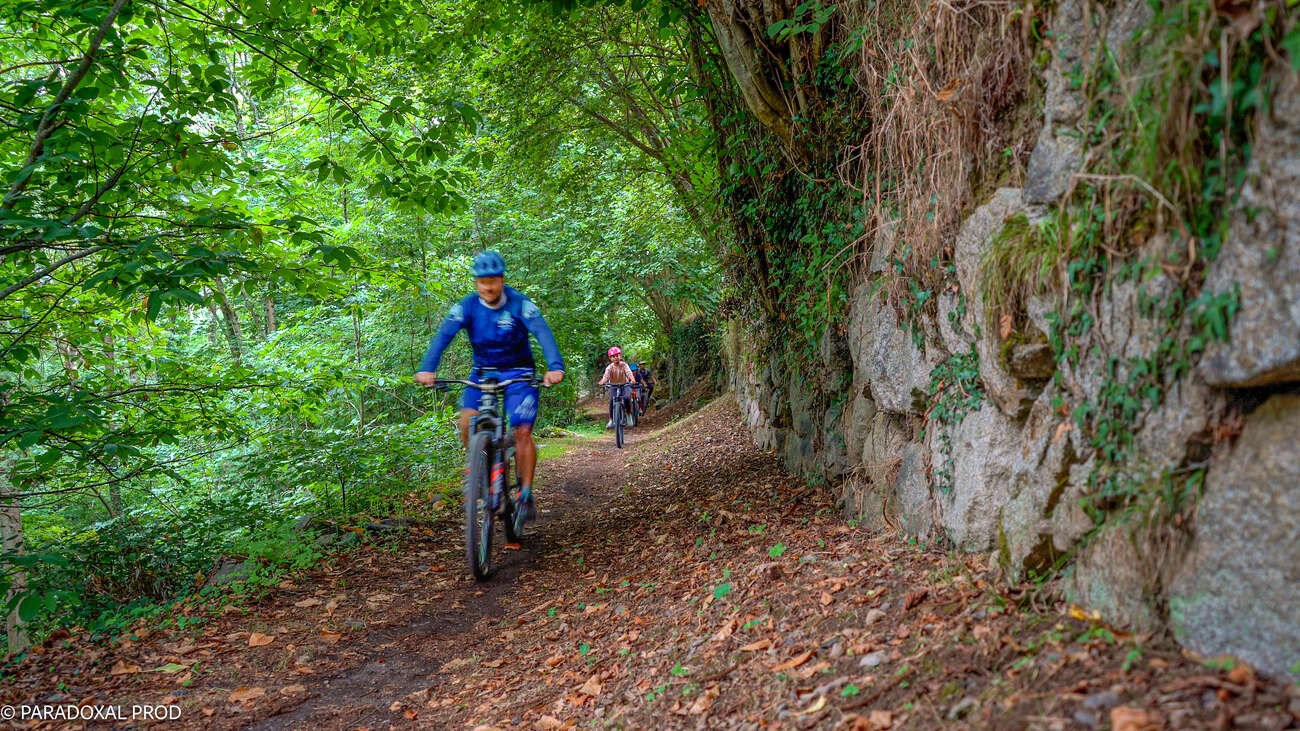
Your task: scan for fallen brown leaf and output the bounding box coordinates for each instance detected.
[936,77,962,103]
[796,695,826,715]
[1053,422,1073,444]
[578,674,602,697]
[689,684,720,714]
[294,598,322,608]
[712,618,737,643]
[320,630,341,645]
[869,709,894,728]
[229,686,266,703]
[1110,707,1164,731]
[248,632,275,647]
[441,657,473,673]
[281,684,307,695]
[797,661,831,679]
[534,716,564,730]
[740,638,772,652]
[771,650,813,672]
[903,589,927,610]
[109,660,141,676]
[820,591,835,606]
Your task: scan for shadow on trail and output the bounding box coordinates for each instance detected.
[249,402,667,729]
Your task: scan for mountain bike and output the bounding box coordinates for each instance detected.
[603,383,635,449]
[434,374,544,581]
[635,381,651,414]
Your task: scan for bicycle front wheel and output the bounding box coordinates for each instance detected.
[613,401,625,448]
[465,431,495,581]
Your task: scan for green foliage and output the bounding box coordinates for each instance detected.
[981,214,1064,326]
[0,0,722,653]
[667,317,722,398]
[926,351,985,494]
[727,164,863,363]
[768,1,837,42]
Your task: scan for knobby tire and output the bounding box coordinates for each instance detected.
[465,431,495,581]
[614,401,624,449]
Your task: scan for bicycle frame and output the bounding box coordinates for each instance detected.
[437,373,537,497]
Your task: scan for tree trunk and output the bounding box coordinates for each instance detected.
[264,296,276,334]
[1,449,28,656]
[206,283,243,362]
[352,305,365,430]
[702,0,808,162]
[211,280,245,344]
[101,333,123,517]
[241,291,263,340]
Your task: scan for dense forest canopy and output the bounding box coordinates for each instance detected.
[0,0,729,651]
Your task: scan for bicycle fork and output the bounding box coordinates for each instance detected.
[490,459,504,509]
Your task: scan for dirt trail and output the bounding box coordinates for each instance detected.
[7,396,1299,729]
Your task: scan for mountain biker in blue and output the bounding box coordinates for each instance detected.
[414,251,565,525]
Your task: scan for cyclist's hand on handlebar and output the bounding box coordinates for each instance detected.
[543,370,565,387]
[415,371,437,387]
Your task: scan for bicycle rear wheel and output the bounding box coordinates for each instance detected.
[613,401,625,448]
[465,431,495,581]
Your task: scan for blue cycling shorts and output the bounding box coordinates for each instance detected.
[460,368,540,427]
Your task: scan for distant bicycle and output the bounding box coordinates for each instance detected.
[435,374,546,581]
[632,382,649,417]
[603,383,636,448]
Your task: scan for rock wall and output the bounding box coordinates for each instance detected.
[723,5,1300,680]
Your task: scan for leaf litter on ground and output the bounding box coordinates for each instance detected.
[5,393,1299,729]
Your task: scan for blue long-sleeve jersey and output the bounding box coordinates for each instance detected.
[419,286,565,374]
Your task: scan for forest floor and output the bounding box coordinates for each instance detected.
[6,393,1300,730]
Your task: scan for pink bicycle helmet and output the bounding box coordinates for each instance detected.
[607,346,622,358]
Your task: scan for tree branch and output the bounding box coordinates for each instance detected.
[0,246,105,302]
[2,0,130,210]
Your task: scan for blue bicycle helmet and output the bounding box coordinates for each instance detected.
[472,250,506,277]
